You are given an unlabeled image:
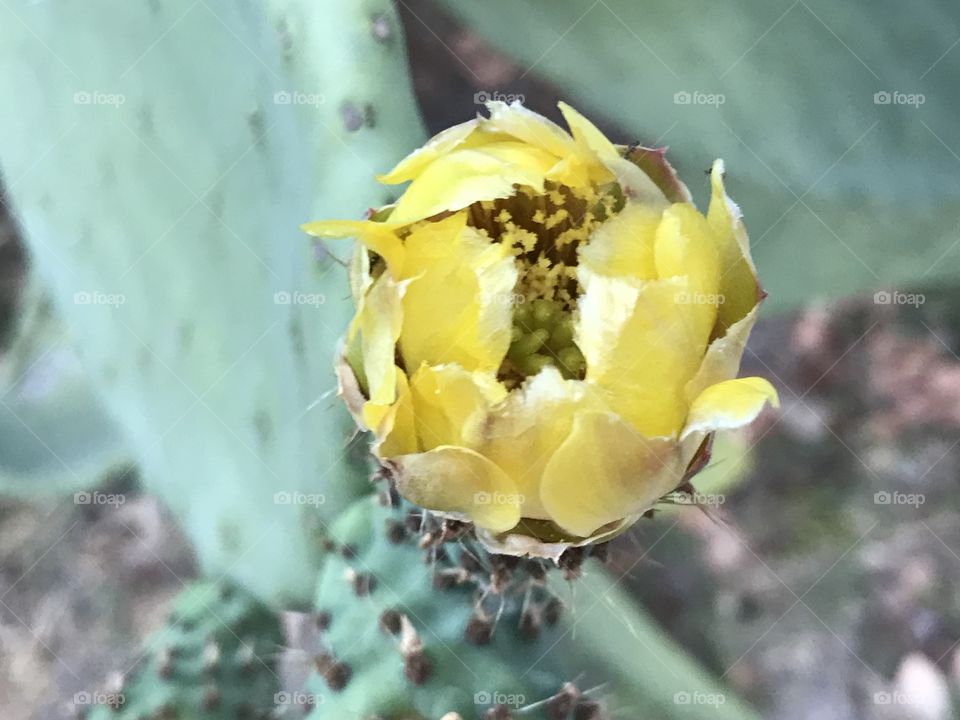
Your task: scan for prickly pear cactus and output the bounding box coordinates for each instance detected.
[268,0,426,216]
[0,0,422,605]
[85,580,282,720]
[300,489,757,719]
[1,3,764,719]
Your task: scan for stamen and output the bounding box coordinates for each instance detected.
[462,179,621,386]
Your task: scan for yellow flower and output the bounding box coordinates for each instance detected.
[304,101,778,557]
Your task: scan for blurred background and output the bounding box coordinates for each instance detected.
[1,1,959,719]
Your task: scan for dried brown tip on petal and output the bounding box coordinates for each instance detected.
[621,145,692,203]
[335,352,367,420]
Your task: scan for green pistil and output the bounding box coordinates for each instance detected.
[507,299,586,379]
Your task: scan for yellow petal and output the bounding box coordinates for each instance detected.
[540,411,685,537]
[578,203,661,280]
[684,306,759,404]
[654,202,721,341]
[707,160,761,332]
[348,242,371,307]
[375,367,418,457]
[377,117,480,184]
[409,363,506,450]
[387,144,552,225]
[485,100,577,159]
[557,101,667,205]
[681,377,779,439]
[301,219,405,277]
[358,271,404,407]
[482,367,602,519]
[399,214,517,373]
[577,274,706,437]
[361,400,391,437]
[557,100,620,167]
[335,346,367,426]
[394,447,521,533]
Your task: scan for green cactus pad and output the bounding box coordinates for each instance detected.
[84,580,282,720]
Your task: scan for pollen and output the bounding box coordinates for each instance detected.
[464,179,621,386]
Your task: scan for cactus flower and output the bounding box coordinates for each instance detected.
[303,101,778,557]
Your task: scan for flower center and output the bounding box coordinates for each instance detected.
[467,181,622,386]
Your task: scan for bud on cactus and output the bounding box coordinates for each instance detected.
[303,101,777,558]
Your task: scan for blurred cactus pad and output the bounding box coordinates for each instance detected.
[2,0,955,718]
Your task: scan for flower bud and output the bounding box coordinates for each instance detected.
[303,101,778,557]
